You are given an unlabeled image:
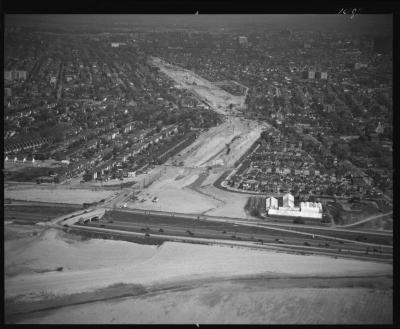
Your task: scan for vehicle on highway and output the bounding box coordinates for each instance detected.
[100,224,105,227]
[186,230,194,236]
[304,242,310,246]
[159,228,164,232]
[275,238,285,244]
[222,230,226,234]
[145,233,150,237]
[257,239,263,244]
[152,197,159,203]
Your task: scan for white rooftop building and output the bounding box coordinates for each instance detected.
[282,193,294,208]
[266,197,278,210]
[267,193,323,220]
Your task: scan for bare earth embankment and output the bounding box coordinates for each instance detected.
[4,228,392,324]
[4,184,115,204]
[130,117,268,217]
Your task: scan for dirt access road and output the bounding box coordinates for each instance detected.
[126,59,270,217]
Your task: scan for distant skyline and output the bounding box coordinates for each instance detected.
[5,14,393,35]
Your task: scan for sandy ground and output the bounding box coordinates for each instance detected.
[15,283,392,324]
[130,117,268,217]
[5,228,392,304]
[151,57,245,114]
[4,186,114,204]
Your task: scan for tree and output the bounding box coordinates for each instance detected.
[293,217,305,224]
[250,208,260,218]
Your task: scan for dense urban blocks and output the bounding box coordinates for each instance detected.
[4,14,393,325]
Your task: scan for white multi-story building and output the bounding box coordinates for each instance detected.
[282,193,294,208]
[267,193,323,219]
[266,196,278,210]
[300,202,323,219]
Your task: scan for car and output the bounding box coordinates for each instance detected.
[158,228,164,233]
[140,228,146,231]
[257,239,263,244]
[303,242,310,246]
[275,239,285,244]
[222,230,227,234]
[145,233,150,237]
[100,224,105,228]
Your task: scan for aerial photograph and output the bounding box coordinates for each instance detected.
[3,12,394,324]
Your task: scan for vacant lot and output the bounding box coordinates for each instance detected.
[10,279,392,324]
[4,186,114,204]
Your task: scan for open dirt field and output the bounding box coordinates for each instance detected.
[151,57,245,114]
[4,185,114,204]
[5,228,392,303]
[5,228,392,324]
[14,282,392,324]
[130,117,268,217]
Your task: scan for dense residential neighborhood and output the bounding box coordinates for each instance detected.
[3,13,394,326]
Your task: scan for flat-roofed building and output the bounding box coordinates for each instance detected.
[282,193,294,208]
[266,196,278,210]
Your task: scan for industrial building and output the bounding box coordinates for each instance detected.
[282,193,295,208]
[266,196,278,209]
[266,193,323,219]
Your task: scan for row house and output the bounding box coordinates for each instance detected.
[105,128,120,141]
[162,124,179,136]
[92,159,114,180]
[122,121,137,134]
[5,137,53,155]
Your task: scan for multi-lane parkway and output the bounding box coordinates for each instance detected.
[65,208,392,264]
